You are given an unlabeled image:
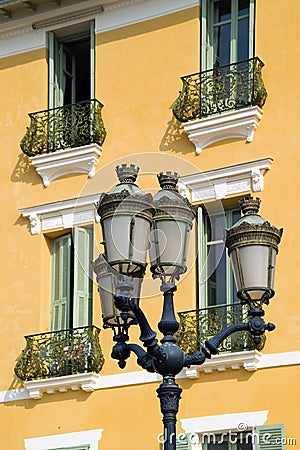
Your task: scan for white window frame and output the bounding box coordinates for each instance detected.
[24,429,103,450]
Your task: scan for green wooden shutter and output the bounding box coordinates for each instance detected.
[73,227,93,327]
[90,20,95,100]
[48,31,61,109]
[51,234,71,331]
[176,434,192,450]
[254,425,286,450]
[197,206,205,308]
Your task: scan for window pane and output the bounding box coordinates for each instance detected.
[237,435,252,450]
[208,441,228,450]
[207,243,226,306]
[206,214,227,242]
[232,209,241,225]
[238,0,250,16]
[213,23,231,67]
[238,16,249,61]
[214,0,231,23]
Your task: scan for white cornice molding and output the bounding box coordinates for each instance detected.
[179,157,273,203]
[24,372,100,399]
[30,144,102,187]
[183,106,263,155]
[180,410,268,433]
[0,0,198,58]
[2,351,300,403]
[95,0,199,34]
[20,192,101,235]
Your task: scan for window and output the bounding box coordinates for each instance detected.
[51,227,93,330]
[24,429,103,450]
[177,424,287,450]
[202,0,255,70]
[204,434,252,450]
[198,206,241,308]
[48,20,95,109]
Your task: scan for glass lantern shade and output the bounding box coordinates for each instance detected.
[229,244,278,301]
[101,214,152,276]
[150,172,195,281]
[97,164,154,278]
[93,254,142,328]
[225,197,283,303]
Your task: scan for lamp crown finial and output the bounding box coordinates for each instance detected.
[116,164,140,184]
[157,171,179,190]
[239,196,261,215]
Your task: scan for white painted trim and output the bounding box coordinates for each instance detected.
[181,350,262,378]
[21,157,271,234]
[0,27,46,59]
[257,351,300,369]
[24,428,103,450]
[179,158,273,203]
[183,106,263,155]
[95,0,199,34]
[20,193,101,235]
[24,372,100,399]
[180,410,268,433]
[0,0,199,59]
[4,351,300,403]
[29,144,102,187]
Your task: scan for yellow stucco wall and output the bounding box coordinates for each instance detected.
[0,2,299,449]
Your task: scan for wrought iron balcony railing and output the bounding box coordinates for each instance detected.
[20,99,107,157]
[14,325,105,381]
[173,57,267,123]
[176,303,265,355]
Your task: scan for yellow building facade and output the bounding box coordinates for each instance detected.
[0,0,299,449]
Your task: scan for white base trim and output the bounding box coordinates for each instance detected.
[179,158,272,202]
[182,350,262,379]
[24,372,100,399]
[24,428,103,450]
[180,410,268,433]
[30,143,102,187]
[183,106,263,154]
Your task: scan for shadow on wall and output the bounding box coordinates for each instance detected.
[11,153,41,186]
[159,114,193,154]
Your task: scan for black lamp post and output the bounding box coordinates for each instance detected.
[94,164,283,450]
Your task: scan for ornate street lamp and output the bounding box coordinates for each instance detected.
[94,166,282,450]
[224,196,283,308]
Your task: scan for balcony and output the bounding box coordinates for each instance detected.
[172,58,268,153]
[14,325,104,382]
[176,303,265,355]
[20,99,107,186]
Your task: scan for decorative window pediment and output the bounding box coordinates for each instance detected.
[20,193,101,235]
[178,158,272,202]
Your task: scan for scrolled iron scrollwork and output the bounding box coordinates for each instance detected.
[176,303,266,355]
[14,325,105,381]
[173,57,268,123]
[20,99,107,157]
